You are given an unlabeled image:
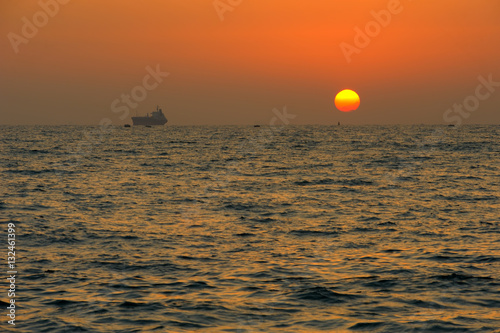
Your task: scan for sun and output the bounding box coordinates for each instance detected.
[335,89,360,112]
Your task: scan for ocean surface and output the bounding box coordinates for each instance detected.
[0,125,499,333]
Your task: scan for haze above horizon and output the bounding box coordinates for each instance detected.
[1,0,499,125]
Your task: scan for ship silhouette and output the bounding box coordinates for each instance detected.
[132,105,168,126]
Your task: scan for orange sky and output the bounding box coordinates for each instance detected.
[1,0,499,124]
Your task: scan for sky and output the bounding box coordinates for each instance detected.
[1,0,499,125]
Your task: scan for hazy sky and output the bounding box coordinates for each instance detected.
[1,0,499,125]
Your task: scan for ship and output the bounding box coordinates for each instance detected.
[131,105,168,126]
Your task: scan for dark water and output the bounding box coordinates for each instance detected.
[1,125,499,333]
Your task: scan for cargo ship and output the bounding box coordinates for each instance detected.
[132,106,168,126]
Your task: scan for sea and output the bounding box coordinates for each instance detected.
[0,125,499,333]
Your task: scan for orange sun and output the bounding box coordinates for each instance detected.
[335,89,360,112]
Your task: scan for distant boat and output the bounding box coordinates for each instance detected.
[254,125,261,128]
[124,124,131,128]
[132,105,168,126]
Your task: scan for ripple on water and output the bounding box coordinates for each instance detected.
[3,125,499,332]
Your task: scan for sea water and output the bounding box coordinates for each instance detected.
[0,125,498,332]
